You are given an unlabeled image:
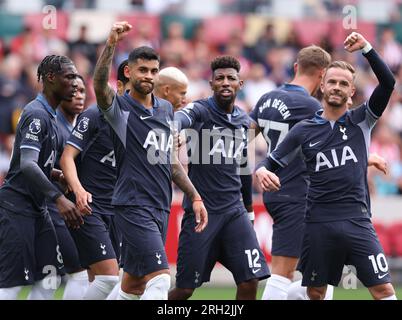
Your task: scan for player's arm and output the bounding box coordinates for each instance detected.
[248,119,261,142]
[344,32,395,118]
[240,144,254,223]
[20,148,83,227]
[171,161,208,233]
[255,123,304,192]
[174,102,204,131]
[94,21,132,110]
[60,145,92,215]
[368,153,388,175]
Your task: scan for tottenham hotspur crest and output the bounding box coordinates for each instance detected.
[339,126,348,140]
[77,117,90,133]
[29,118,41,134]
[156,253,162,265]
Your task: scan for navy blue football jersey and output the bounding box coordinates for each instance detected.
[67,105,116,214]
[0,94,59,216]
[175,96,251,213]
[101,93,174,212]
[268,103,377,222]
[250,84,321,203]
[55,109,74,165]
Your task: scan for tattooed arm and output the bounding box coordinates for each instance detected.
[172,161,208,233]
[94,21,132,110]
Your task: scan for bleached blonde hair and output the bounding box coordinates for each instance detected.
[158,67,189,85]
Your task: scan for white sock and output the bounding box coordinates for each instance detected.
[262,274,292,300]
[288,280,334,300]
[324,285,334,300]
[140,274,170,300]
[117,288,138,300]
[62,270,89,300]
[106,281,121,300]
[288,280,308,300]
[381,295,397,300]
[28,277,60,300]
[0,286,24,300]
[83,275,119,300]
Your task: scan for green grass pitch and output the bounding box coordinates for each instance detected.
[18,285,402,300]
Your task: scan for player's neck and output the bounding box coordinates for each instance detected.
[290,76,316,96]
[42,88,60,110]
[130,90,153,109]
[321,103,347,121]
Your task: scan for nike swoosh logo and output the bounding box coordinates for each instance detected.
[251,268,261,274]
[140,115,152,120]
[309,141,321,147]
[378,273,388,279]
[212,125,224,130]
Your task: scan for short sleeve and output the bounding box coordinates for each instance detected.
[174,102,207,130]
[19,110,49,152]
[67,110,99,152]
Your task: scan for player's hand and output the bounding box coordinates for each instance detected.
[192,199,208,233]
[255,167,281,192]
[344,32,368,53]
[107,21,132,45]
[74,187,93,215]
[368,153,388,175]
[55,195,84,229]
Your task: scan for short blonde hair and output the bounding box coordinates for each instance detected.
[327,60,356,78]
[296,45,331,75]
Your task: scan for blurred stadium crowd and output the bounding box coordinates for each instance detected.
[1,0,402,197]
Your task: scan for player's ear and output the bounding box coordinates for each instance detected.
[124,65,130,80]
[350,85,356,97]
[46,71,55,84]
[164,85,170,97]
[320,80,325,94]
[239,79,244,89]
[209,79,213,90]
[293,62,298,75]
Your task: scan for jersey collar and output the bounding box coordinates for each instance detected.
[314,109,348,124]
[281,83,309,96]
[36,93,57,118]
[124,92,159,115]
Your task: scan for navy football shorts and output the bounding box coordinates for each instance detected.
[175,206,270,289]
[48,202,82,274]
[69,210,121,269]
[298,218,392,287]
[264,201,305,258]
[0,207,64,287]
[114,206,169,277]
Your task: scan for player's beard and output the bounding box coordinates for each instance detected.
[215,92,235,109]
[134,80,154,95]
[324,90,348,108]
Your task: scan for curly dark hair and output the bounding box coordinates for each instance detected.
[37,55,74,82]
[210,55,241,73]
